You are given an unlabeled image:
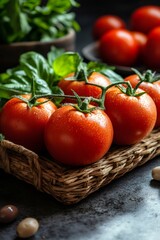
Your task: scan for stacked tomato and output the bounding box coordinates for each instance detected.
[0,73,114,167]
[0,68,159,166]
[93,5,160,70]
[0,6,160,169]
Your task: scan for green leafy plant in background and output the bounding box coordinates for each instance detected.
[0,47,123,108]
[0,0,80,44]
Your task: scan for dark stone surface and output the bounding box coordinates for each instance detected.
[1,1,160,239]
[1,158,160,240]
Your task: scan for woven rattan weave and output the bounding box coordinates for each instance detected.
[0,128,160,204]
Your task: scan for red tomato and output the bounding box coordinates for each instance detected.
[58,72,111,103]
[92,15,126,40]
[0,95,57,153]
[125,73,160,128]
[104,86,157,145]
[99,29,139,66]
[130,5,160,34]
[143,26,160,70]
[44,105,113,166]
[131,31,147,63]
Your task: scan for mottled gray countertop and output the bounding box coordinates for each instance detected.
[1,1,160,239]
[0,157,160,240]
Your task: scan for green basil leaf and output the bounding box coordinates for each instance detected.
[20,0,41,10]
[0,0,31,43]
[0,69,31,98]
[0,51,56,99]
[0,0,9,9]
[0,0,80,43]
[87,61,123,83]
[99,69,124,83]
[47,47,65,67]
[46,0,78,13]
[20,51,54,84]
[53,52,82,79]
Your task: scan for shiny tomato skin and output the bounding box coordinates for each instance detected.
[0,96,57,153]
[104,87,157,145]
[130,5,160,34]
[143,26,160,70]
[125,74,160,128]
[99,29,139,66]
[92,15,126,40]
[131,31,147,63]
[58,72,111,103]
[44,105,113,166]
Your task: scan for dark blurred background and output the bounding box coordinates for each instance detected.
[74,0,160,53]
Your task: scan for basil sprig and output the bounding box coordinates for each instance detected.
[0,48,123,108]
[0,0,80,44]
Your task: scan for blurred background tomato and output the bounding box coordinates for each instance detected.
[75,0,160,53]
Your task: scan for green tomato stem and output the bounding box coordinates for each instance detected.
[132,68,160,83]
[12,77,146,113]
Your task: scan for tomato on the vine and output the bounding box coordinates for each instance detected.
[104,85,157,145]
[125,72,160,128]
[92,15,126,40]
[0,95,57,153]
[99,29,139,67]
[44,105,113,166]
[130,5,160,34]
[58,72,111,103]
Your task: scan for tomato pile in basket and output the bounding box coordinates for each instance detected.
[92,5,160,70]
[0,48,159,167]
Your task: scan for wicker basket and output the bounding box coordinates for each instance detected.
[0,128,160,205]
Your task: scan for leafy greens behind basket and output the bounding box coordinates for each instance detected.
[0,48,123,108]
[0,0,80,44]
[52,51,123,83]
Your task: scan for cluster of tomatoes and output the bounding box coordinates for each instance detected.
[0,68,159,167]
[92,5,160,70]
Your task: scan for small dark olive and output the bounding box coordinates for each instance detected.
[0,205,19,223]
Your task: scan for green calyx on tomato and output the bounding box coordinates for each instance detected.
[0,48,125,115]
[0,47,148,115]
[131,68,160,84]
[0,48,122,107]
[12,94,53,109]
[53,51,124,110]
[104,80,145,98]
[69,90,101,113]
[116,81,145,97]
[68,79,147,113]
[104,85,157,145]
[44,104,114,166]
[0,95,57,153]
